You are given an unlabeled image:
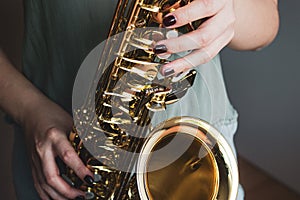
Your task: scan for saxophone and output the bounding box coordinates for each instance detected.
[65,0,239,199]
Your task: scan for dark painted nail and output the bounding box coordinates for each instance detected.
[154,44,168,54]
[164,68,175,77]
[75,195,85,200]
[163,15,176,27]
[84,175,94,185]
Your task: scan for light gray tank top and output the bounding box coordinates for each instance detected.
[22,0,237,129]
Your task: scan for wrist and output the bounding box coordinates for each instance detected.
[20,92,73,136]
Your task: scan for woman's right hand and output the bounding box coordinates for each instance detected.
[1,49,93,200]
[22,96,94,200]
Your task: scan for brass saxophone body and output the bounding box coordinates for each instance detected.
[66,0,239,199]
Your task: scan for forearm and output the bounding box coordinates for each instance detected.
[229,0,279,50]
[0,49,50,126]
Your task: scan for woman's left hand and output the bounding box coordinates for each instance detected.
[154,0,236,76]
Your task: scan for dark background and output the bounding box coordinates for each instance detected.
[1,0,300,199]
[0,0,23,199]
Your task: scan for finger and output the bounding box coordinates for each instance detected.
[157,11,234,54]
[41,184,68,200]
[31,164,50,200]
[34,163,67,200]
[32,155,68,200]
[33,142,71,199]
[161,28,234,75]
[55,136,94,183]
[163,0,226,28]
[41,146,85,199]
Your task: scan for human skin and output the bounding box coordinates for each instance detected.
[0,0,279,199]
[156,0,279,76]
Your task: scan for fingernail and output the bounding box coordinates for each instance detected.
[163,15,176,27]
[154,44,168,54]
[75,195,85,200]
[163,68,175,77]
[84,175,94,185]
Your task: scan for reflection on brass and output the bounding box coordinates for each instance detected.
[66,0,239,199]
[136,119,239,200]
[147,133,219,200]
